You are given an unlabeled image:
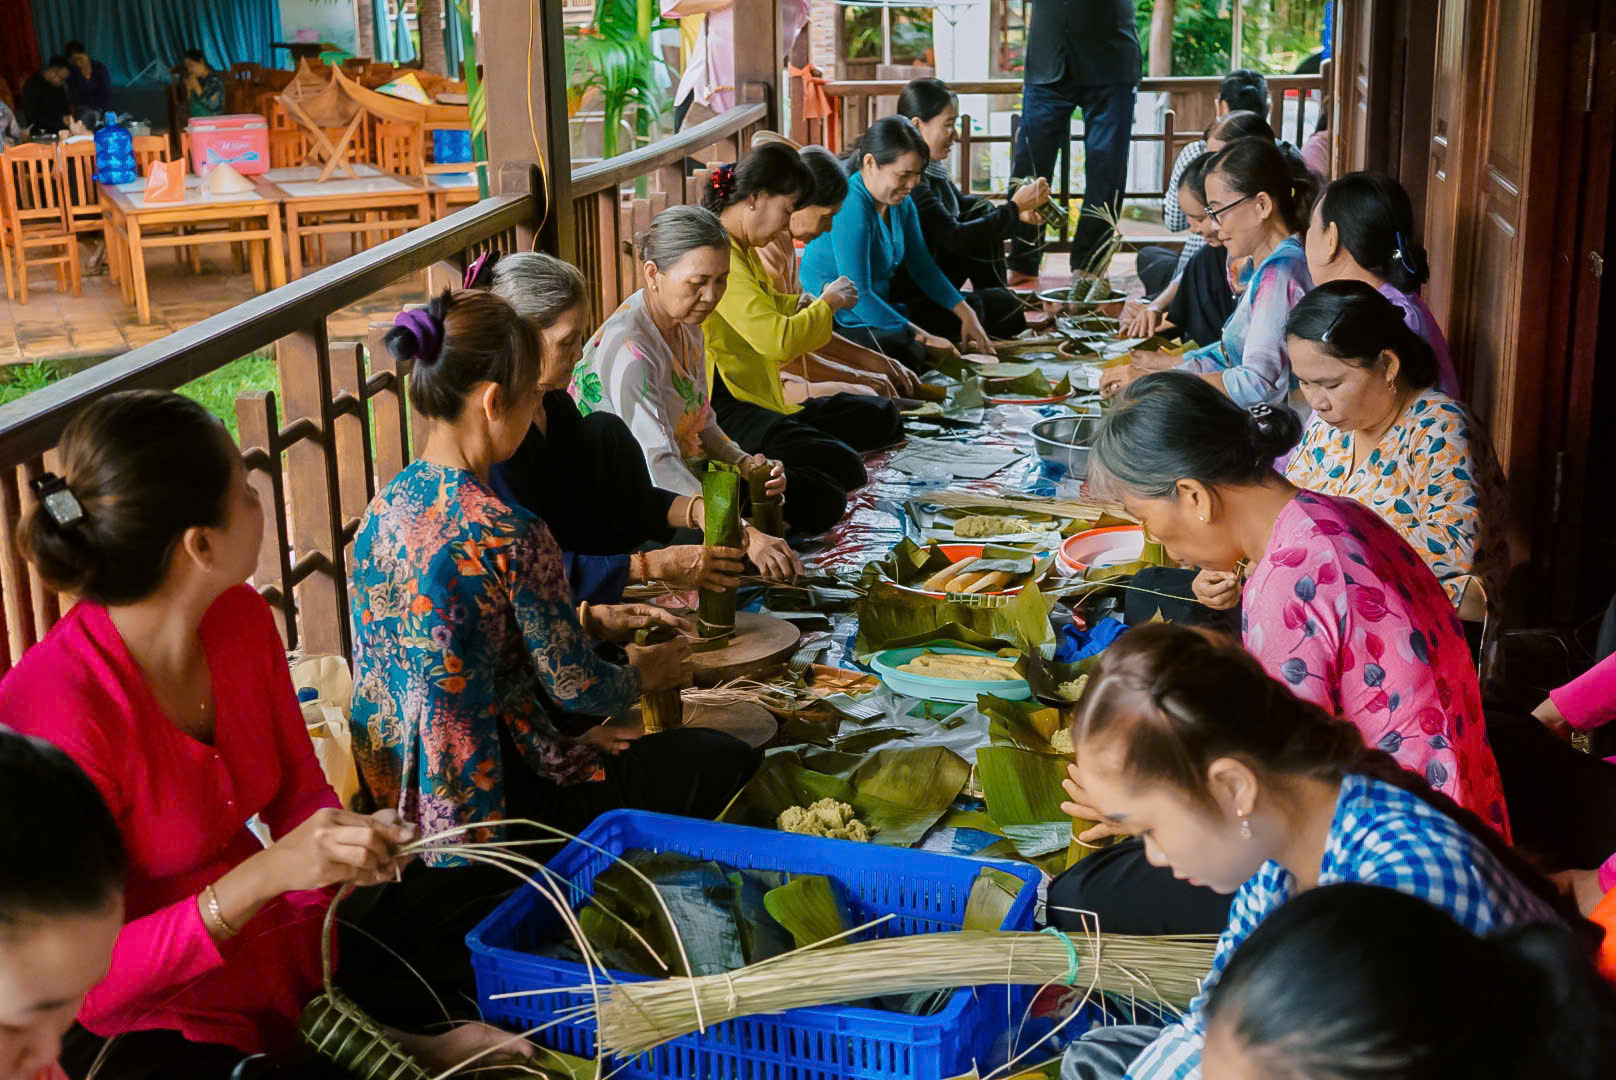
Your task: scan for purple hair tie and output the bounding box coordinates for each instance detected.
[394,307,445,366]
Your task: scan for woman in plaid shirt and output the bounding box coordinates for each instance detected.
[1056,624,1583,1080]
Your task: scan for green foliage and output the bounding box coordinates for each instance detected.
[0,361,63,405]
[841,6,934,64]
[1135,0,1232,77]
[178,352,279,440]
[567,0,674,159]
[1135,0,1326,77]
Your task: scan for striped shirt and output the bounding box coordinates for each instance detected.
[1126,772,1559,1080]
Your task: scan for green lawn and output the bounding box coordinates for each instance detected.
[0,354,281,441]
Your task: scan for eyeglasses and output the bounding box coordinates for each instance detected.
[1205,193,1254,227]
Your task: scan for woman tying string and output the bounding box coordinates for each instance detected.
[703,146,907,521]
[892,77,1049,341]
[572,205,850,536]
[1283,281,1504,616]
[799,115,997,372]
[1048,371,1509,938]
[1104,137,1316,408]
[352,290,757,854]
[1054,624,1571,1080]
[0,391,504,1077]
[751,140,923,400]
[1305,170,1460,396]
[477,251,799,605]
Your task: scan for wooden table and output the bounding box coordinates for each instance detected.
[100,176,286,326]
[426,172,481,219]
[264,166,431,279]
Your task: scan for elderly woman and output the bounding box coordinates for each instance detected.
[477,251,798,603]
[572,204,847,536]
[1282,281,1504,615]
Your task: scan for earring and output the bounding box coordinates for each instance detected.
[1237,807,1252,840]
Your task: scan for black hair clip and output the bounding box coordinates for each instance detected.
[30,472,85,528]
[1319,308,1348,345]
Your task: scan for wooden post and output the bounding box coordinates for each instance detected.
[788,22,811,145]
[731,0,783,129]
[481,0,574,260]
[1149,0,1175,77]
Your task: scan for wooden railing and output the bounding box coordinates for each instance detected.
[0,193,535,670]
[569,87,774,328]
[798,73,1327,249]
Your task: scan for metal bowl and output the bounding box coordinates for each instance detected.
[1031,414,1103,479]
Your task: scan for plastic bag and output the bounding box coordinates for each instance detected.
[291,655,359,809]
[143,158,185,203]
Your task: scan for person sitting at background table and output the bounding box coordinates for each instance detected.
[20,58,72,134]
[0,389,517,1076]
[1282,281,1504,616]
[352,289,757,851]
[893,77,1049,342]
[1054,624,1567,1080]
[703,145,907,528]
[1122,110,1278,343]
[750,139,923,400]
[64,41,112,113]
[0,100,24,150]
[1202,884,1616,1080]
[479,250,799,604]
[1104,137,1316,408]
[179,50,225,118]
[1305,170,1460,396]
[573,205,858,536]
[800,116,997,372]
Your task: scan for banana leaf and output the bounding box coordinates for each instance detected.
[858,538,957,591]
[977,746,1076,859]
[963,866,1027,931]
[853,579,1054,661]
[1017,650,1105,707]
[762,576,866,612]
[984,370,1073,399]
[721,745,971,847]
[946,376,987,416]
[698,465,743,643]
[746,459,786,537]
[978,693,1064,751]
[764,875,853,948]
[728,869,794,964]
[569,852,747,977]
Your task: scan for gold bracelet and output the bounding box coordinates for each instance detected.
[686,496,702,530]
[203,884,237,937]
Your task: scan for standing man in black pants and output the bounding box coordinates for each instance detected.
[1007,0,1142,286]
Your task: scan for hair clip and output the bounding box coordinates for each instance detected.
[393,307,445,366]
[711,164,737,199]
[30,473,85,529]
[1247,404,1274,422]
[1319,308,1348,345]
[1392,232,1418,276]
[463,250,498,290]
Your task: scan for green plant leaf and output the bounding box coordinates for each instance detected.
[978,693,1064,751]
[963,867,1026,932]
[853,579,1054,660]
[764,876,853,949]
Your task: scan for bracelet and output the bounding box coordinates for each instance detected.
[633,551,650,583]
[685,496,702,530]
[203,884,237,937]
[577,601,591,633]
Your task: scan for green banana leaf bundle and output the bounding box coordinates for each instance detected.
[746,459,786,537]
[983,370,1073,400]
[853,578,1054,661]
[634,623,684,733]
[698,465,744,646]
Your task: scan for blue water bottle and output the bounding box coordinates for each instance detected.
[94,114,137,185]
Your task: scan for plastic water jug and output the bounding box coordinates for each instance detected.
[93,115,137,185]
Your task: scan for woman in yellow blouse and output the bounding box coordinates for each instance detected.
[1280,281,1505,617]
[702,144,905,533]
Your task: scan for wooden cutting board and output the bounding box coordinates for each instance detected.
[689,612,802,687]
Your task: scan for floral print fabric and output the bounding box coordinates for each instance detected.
[349,462,640,854]
[1286,388,1506,608]
[1241,492,1508,837]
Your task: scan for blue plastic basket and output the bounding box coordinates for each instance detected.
[467,810,1042,1080]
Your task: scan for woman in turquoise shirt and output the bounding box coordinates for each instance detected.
[799,116,995,370]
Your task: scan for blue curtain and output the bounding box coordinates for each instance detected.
[374,0,395,63]
[394,2,417,64]
[443,0,465,80]
[32,0,282,86]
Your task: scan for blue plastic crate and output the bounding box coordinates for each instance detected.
[467,810,1041,1080]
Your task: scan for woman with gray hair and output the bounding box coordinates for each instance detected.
[471,250,800,596]
[570,204,847,536]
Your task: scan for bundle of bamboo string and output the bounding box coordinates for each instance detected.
[584,928,1218,1057]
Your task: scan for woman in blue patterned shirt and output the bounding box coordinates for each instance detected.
[1055,624,1578,1080]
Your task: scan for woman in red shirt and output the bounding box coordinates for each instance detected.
[0,391,510,1078]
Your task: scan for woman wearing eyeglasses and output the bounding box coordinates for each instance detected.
[1103,138,1318,409]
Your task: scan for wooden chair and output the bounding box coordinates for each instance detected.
[131,135,175,174]
[0,145,82,303]
[230,62,262,86]
[373,122,421,176]
[56,140,101,235]
[269,128,307,168]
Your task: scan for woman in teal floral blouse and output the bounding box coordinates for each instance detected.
[348,290,759,859]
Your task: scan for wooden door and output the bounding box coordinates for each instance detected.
[1421,0,1481,341]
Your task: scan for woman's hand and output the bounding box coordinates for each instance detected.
[1191,569,1242,611]
[580,716,646,755]
[1121,299,1167,339]
[745,526,803,580]
[881,359,921,396]
[644,545,746,590]
[1533,698,1575,743]
[918,330,959,359]
[1129,348,1182,373]
[625,636,693,692]
[1012,178,1051,225]
[1551,867,1608,918]
[821,276,859,311]
[956,306,997,357]
[1060,762,1124,845]
[1098,364,1138,400]
[587,603,695,643]
[267,808,417,892]
[744,454,787,498]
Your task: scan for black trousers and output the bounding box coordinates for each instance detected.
[1134,245,1181,300]
[892,275,1028,343]
[1166,243,1239,350]
[59,1025,348,1080]
[1048,837,1234,936]
[1486,706,1616,872]
[712,378,901,536]
[1123,566,1242,636]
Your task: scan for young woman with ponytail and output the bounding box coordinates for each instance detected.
[1202,883,1616,1080]
[1103,137,1317,408]
[1306,170,1458,396]
[1055,623,1574,1080]
[1284,281,1505,615]
[799,115,997,370]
